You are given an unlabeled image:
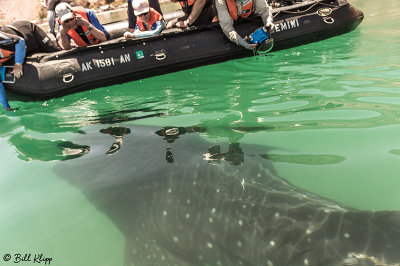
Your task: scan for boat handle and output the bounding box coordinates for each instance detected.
[323,17,335,24]
[62,73,74,83]
[155,53,166,61]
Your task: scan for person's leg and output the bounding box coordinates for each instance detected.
[47,10,57,36]
[127,0,137,31]
[149,0,163,14]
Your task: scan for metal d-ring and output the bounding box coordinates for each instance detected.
[323,17,335,24]
[62,73,74,83]
[155,52,166,61]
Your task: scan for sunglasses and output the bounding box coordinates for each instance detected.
[64,17,74,24]
[138,11,149,17]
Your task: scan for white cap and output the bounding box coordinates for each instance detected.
[55,2,75,23]
[132,0,150,16]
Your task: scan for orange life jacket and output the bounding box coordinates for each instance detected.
[58,6,100,47]
[178,0,195,8]
[225,0,254,20]
[136,8,163,32]
[0,48,14,64]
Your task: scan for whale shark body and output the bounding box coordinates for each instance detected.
[55,125,400,266]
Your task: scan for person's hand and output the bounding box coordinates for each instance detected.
[244,36,257,49]
[175,21,187,28]
[11,64,23,79]
[75,14,89,27]
[238,37,256,50]
[123,31,135,39]
[266,17,275,31]
[166,18,178,29]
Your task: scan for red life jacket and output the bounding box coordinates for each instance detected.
[0,48,14,64]
[136,8,163,32]
[178,0,195,8]
[58,6,100,47]
[225,0,254,20]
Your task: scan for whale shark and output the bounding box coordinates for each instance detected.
[54,125,400,266]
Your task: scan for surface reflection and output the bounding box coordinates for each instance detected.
[205,143,245,166]
[100,127,131,155]
[9,132,90,161]
[155,126,206,163]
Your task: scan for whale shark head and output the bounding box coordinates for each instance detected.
[54,125,400,266]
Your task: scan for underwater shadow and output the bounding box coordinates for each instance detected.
[53,125,400,266]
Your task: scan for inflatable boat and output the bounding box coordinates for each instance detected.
[5,0,363,97]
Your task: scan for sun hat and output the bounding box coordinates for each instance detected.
[132,0,150,16]
[55,2,75,22]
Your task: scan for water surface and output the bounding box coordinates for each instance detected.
[1,1,400,265]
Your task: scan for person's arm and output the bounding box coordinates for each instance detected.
[0,33,23,110]
[11,37,26,78]
[253,0,274,28]
[58,23,72,50]
[0,83,11,110]
[185,0,206,26]
[172,0,207,28]
[132,20,166,38]
[215,0,254,50]
[0,32,25,77]
[86,10,110,41]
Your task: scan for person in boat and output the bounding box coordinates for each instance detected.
[46,0,76,37]
[123,0,166,39]
[55,2,110,50]
[0,21,61,111]
[166,0,217,29]
[0,21,61,55]
[126,0,163,34]
[0,32,24,111]
[215,0,275,50]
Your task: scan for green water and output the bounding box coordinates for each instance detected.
[1,1,399,265]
